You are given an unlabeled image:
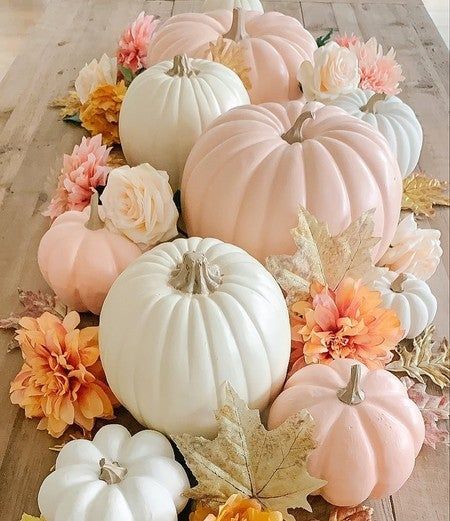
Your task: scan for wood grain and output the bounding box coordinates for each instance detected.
[0,1,448,520]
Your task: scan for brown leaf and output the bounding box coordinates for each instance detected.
[172,383,326,521]
[329,505,373,521]
[107,148,128,168]
[266,206,381,303]
[402,171,450,218]
[49,90,81,119]
[209,37,252,90]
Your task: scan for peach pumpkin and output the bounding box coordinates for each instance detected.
[268,359,425,507]
[38,193,141,315]
[182,100,403,263]
[146,8,317,104]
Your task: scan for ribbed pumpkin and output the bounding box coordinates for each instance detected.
[201,0,264,12]
[146,8,317,104]
[182,100,403,263]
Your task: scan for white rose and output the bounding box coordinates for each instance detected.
[75,54,118,104]
[297,42,360,101]
[101,164,179,249]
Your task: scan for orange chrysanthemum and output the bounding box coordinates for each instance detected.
[190,495,282,521]
[289,278,403,375]
[80,81,127,145]
[10,311,117,438]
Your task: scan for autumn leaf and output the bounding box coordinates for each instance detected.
[402,171,450,218]
[49,90,81,119]
[386,325,449,389]
[172,383,326,521]
[266,206,381,303]
[209,37,252,90]
[329,505,373,521]
[107,148,128,168]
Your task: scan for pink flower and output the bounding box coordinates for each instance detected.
[335,33,361,48]
[44,134,111,219]
[117,11,160,73]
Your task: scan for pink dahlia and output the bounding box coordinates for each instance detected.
[335,33,361,48]
[117,11,160,73]
[44,134,111,219]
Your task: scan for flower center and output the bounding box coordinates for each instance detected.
[325,334,349,352]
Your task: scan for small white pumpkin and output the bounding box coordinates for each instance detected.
[373,271,437,339]
[327,89,423,178]
[201,0,264,13]
[38,424,189,521]
[119,54,250,192]
[100,237,291,437]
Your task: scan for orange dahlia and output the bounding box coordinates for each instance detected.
[190,495,282,521]
[10,311,117,437]
[289,278,403,374]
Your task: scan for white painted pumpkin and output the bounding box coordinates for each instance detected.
[373,271,437,339]
[38,424,189,521]
[119,55,250,191]
[201,0,264,13]
[100,237,291,437]
[327,89,423,177]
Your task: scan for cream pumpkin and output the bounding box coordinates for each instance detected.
[268,359,425,507]
[146,8,317,104]
[99,237,290,437]
[201,0,264,12]
[182,100,402,263]
[119,55,249,191]
[38,193,141,315]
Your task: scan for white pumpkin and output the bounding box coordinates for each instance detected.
[119,55,250,191]
[373,271,437,339]
[201,0,264,13]
[100,237,291,437]
[38,424,189,521]
[327,89,423,178]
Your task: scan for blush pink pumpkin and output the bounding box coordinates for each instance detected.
[268,359,425,507]
[146,8,317,104]
[182,100,402,263]
[38,193,141,315]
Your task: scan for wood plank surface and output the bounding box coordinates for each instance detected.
[0,1,448,520]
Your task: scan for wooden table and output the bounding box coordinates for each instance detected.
[0,1,448,519]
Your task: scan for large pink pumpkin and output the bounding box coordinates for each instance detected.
[182,100,402,263]
[38,194,141,315]
[146,8,317,104]
[268,359,425,507]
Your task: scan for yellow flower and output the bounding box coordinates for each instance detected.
[80,81,127,145]
[190,495,283,521]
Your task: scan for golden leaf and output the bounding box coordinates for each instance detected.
[329,505,373,521]
[386,325,449,389]
[402,171,450,218]
[266,206,382,303]
[209,37,252,91]
[172,383,326,521]
[20,515,45,521]
[107,148,128,168]
[49,90,81,119]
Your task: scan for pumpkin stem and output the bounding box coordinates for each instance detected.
[390,272,408,293]
[99,458,128,484]
[170,251,222,294]
[281,111,314,144]
[85,191,104,231]
[337,364,365,405]
[223,8,248,42]
[360,92,387,113]
[167,54,198,78]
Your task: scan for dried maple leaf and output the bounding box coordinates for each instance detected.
[209,37,252,90]
[402,171,450,218]
[172,383,326,521]
[266,206,381,303]
[329,505,373,521]
[386,325,449,389]
[49,90,81,119]
[401,376,449,449]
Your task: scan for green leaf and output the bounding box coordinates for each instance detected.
[316,29,334,47]
[62,113,81,125]
[119,65,136,86]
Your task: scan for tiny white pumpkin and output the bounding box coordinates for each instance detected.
[38,424,189,521]
[201,0,264,13]
[119,54,250,192]
[100,237,291,437]
[373,271,437,339]
[327,89,423,178]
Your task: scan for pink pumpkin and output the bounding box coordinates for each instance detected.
[38,193,141,315]
[182,100,402,263]
[146,8,317,104]
[268,359,425,507]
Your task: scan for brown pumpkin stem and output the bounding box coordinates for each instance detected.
[167,54,198,78]
[223,8,248,42]
[337,365,365,405]
[85,191,104,231]
[170,251,222,294]
[390,272,408,293]
[99,458,128,484]
[281,111,314,144]
[360,92,387,113]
